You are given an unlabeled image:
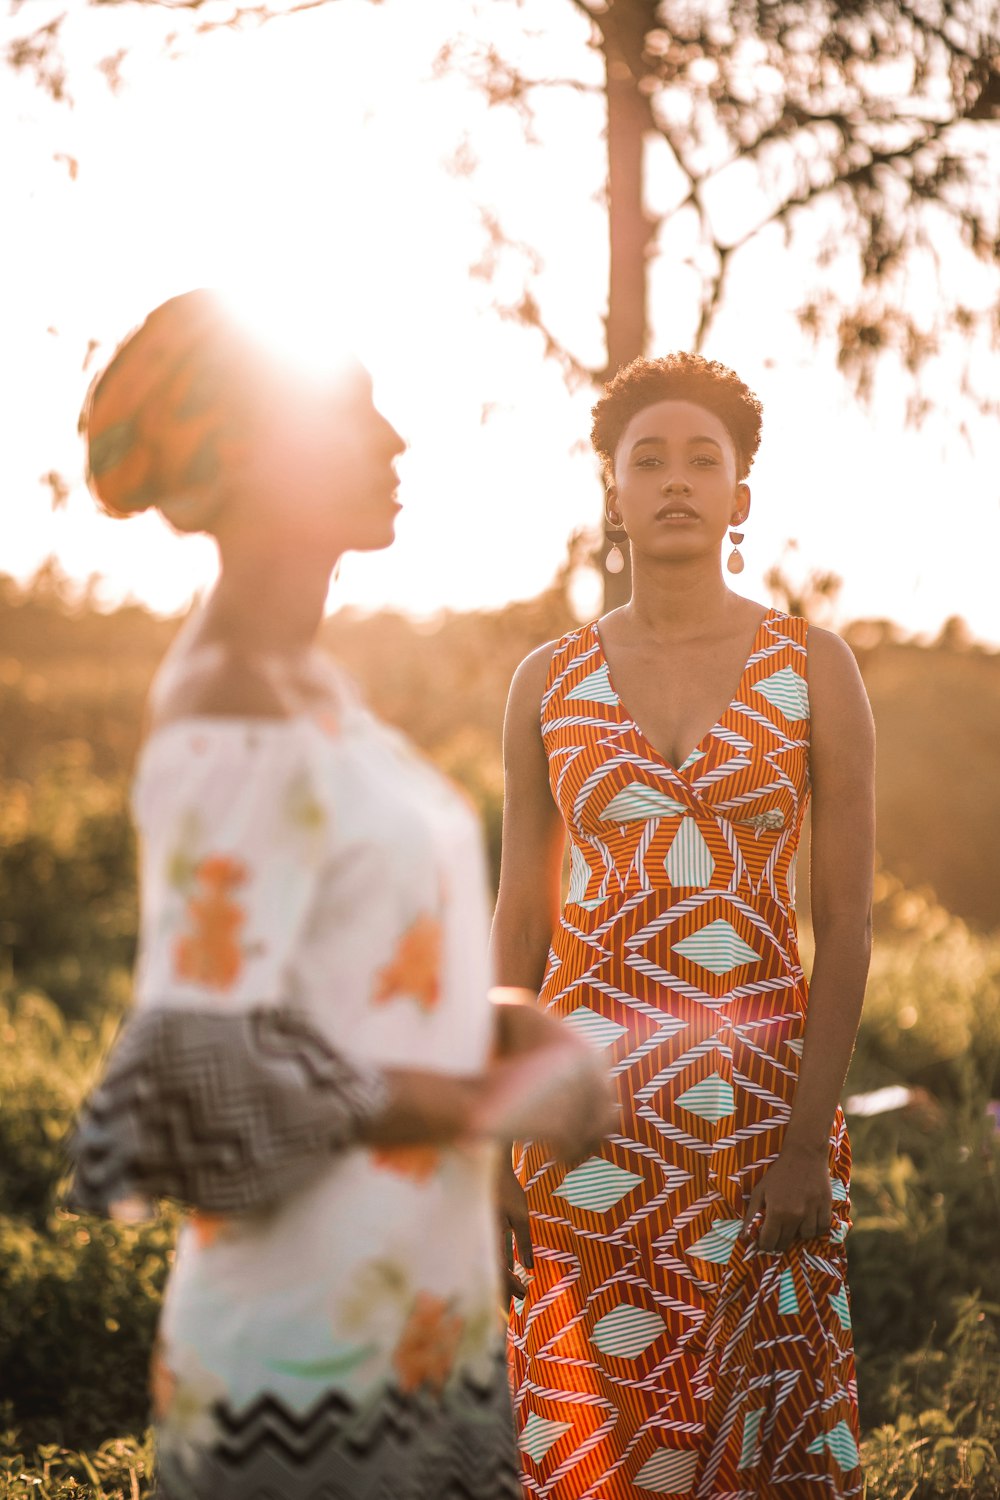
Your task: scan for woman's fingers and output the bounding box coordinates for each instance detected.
[757,1207,837,1253]
[498,1226,529,1301]
[740,1183,765,1240]
[756,1207,781,1253]
[805,1211,833,1242]
[497,1165,533,1301]
[504,1266,530,1301]
[498,1163,534,1271]
[510,1206,534,1273]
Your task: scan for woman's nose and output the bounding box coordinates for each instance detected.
[380,415,406,457]
[662,476,692,493]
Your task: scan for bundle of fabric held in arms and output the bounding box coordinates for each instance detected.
[68,1007,387,1220]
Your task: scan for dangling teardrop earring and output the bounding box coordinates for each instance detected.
[605,503,627,574]
[727,528,745,575]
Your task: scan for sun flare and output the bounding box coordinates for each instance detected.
[215,280,364,384]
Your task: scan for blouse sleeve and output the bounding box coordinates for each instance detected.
[67,722,387,1218]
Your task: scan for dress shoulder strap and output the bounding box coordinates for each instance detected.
[753,612,812,731]
[762,609,809,656]
[541,623,602,707]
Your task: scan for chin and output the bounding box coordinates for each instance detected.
[346,520,398,554]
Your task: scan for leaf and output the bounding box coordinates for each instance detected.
[917,1407,955,1434]
[968,1446,987,1476]
[78,1453,101,1488]
[266,1344,377,1380]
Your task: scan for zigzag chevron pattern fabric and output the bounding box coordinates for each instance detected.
[153,1349,522,1500]
[508,610,862,1498]
[68,1007,387,1217]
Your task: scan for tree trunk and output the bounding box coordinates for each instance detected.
[596,2,656,610]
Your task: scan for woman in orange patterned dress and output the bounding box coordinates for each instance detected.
[493,354,875,1498]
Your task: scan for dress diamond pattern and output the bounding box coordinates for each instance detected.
[508,610,861,1499]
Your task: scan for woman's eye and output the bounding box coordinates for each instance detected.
[691,455,718,466]
[635,456,661,468]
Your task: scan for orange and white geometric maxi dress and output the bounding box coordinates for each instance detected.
[508,610,862,1499]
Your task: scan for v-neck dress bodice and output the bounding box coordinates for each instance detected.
[591,609,777,778]
[508,610,861,1499]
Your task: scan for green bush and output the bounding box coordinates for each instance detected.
[0,992,172,1452]
[861,1294,1000,1498]
[848,922,1000,1101]
[0,1213,171,1451]
[0,990,126,1227]
[841,922,1000,1366]
[0,753,137,1021]
[847,1107,1000,1359]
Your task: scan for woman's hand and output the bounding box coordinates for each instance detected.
[482,994,617,1162]
[498,1158,533,1301]
[739,1140,834,1253]
[361,996,616,1164]
[360,1005,615,1160]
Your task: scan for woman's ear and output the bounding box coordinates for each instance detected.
[731,483,751,527]
[605,485,621,524]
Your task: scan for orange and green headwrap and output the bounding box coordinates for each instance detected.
[80,289,256,529]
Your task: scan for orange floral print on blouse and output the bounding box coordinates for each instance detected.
[371,1145,442,1183]
[189,1211,230,1249]
[372,913,442,1011]
[392,1291,463,1394]
[173,854,248,991]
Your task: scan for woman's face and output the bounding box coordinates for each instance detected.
[248,361,406,557]
[609,398,749,566]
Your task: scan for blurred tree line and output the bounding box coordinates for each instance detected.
[1,560,997,1031]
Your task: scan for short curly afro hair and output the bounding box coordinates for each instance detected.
[591,353,763,483]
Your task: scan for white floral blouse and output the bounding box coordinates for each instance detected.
[115,676,518,1498]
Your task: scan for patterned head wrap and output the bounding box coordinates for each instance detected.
[80,289,257,531]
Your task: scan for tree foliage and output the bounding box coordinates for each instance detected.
[450,1,1000,384]
[9,0,997,371]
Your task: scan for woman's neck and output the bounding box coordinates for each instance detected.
[198,539,338,657]
[617,557,741,642]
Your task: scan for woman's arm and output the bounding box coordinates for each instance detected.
[363,1002,613,1162]
[69,994,615,1222]
[491,643,568,989]
[742,626,875,1252]
[490,644,576,1296]
[374,641,612,1164]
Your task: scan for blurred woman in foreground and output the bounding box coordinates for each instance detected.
[70,288,613,1500]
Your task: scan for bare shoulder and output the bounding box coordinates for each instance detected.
[502,637,566,789]
[148,644,289,731]
[508,637,561,707]
[806,625,875,747]
[807,625,869,699]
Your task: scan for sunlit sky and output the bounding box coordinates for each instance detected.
[4,0,999,643]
